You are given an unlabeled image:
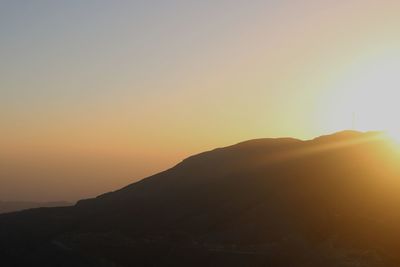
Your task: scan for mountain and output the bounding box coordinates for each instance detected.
[0,201,72,214]
[1,131,400,266]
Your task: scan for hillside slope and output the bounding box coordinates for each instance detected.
[0,201,72,214]
[1,131,400,266]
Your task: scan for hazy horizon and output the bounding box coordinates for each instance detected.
[2,1,400,202]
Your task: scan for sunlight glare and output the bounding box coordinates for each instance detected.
[320,51,400,142]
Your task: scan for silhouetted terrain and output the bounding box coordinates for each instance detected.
[1,131,400,266]
[0,201,72,214]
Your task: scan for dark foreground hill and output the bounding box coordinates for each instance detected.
[2,131,400,266]
[0,201,72,214]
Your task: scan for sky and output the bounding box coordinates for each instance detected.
[2,0,400,202]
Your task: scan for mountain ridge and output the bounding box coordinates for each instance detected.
[1,130,400,267]
[0,200,72,214]
[77,130,384,205]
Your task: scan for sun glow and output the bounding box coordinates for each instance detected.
[320,51,400,142]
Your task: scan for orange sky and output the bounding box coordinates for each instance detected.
[2,1,400,201]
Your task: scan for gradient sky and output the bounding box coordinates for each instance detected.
[2,0,400,202]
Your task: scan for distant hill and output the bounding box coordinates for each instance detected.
[1,131,400,266]
[0,201,72,214]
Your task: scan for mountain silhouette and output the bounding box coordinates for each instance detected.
[2,131,400,266]
[0,201,72,214]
